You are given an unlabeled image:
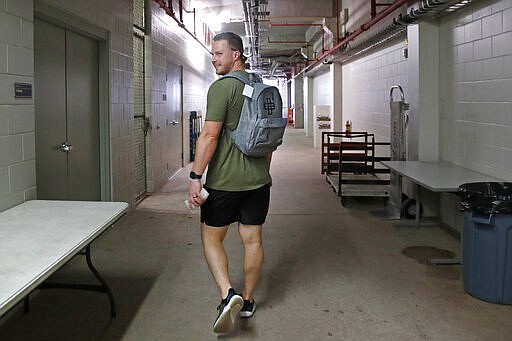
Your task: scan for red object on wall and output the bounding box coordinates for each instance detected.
[287,108,294,124]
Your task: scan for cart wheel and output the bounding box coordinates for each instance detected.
[341,197,347,206]
[402,198,422,219]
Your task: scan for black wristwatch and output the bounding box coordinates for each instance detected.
[189,171,202,180]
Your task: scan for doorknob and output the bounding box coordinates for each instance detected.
[59,142,73,152]
[166,119,179,126]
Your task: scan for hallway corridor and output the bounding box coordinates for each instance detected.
[1,130,512,340]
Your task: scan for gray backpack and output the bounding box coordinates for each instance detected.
[220,72,287,157]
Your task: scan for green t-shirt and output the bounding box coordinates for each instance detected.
[205,71,271,191]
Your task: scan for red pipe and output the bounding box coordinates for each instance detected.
[371,0,393,18]
[179,0,183,23]
[183,6,196,35]
[293,0,407,78]
[290,50,301,58]
[163,0,175,16]
[153,0,211,53]
[322,29,325,54]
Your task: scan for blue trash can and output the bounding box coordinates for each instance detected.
[462,211,512,304]
[459,182,512,305]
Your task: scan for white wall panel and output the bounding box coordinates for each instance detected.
[0,1,35,211]
[342,38,408,143]
[440,0,512,180]
[312,71,331,106]
[148,3,214,191]
[0,0,215,211]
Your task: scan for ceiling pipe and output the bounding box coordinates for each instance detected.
[269,60,280,77]
[289,50,301,59]
[269,21,325,54]
[267,37,308,44]
[331,0,459,66]
[337,26,407,64]
[182,5,197,35]
[336,0,340,43]
[269,22,323,28]
[178,0,183,23]
[371,0,393,18]
[293,0,408,79]
[243,0,258,65]
[153,0,211,53]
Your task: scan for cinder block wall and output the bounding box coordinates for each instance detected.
[341,0,512,231]
[27,0,136,207]
[0,0,214,211]
[439,0,512,181]
[438,0,512,231]
[342,39,408,144]
[149,3,215,191]
[0,0,36,211]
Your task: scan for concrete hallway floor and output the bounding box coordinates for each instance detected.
[1,129,512,340]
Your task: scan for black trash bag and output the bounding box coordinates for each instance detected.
[458,182,512,214]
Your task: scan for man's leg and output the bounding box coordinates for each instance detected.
[201,223,233,299]
[238,223,263,301]
[202,223,244,334]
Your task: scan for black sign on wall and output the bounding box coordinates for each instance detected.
[14,83,32,98]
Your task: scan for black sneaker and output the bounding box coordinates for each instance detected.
[240,299,256,318]
[213,288,243,334]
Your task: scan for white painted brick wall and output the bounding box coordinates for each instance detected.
[342,39,408,143]
[36,0,136,206]
[440,0,512,180]
[0,0,36,212]
[312,72,331,107]
[33,0,208,204]
[0,43,6,73]
[149,3,214,191]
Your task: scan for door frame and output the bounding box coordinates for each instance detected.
[166,61,184,173]
[34,2,111,200]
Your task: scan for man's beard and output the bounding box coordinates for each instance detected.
[216,67,227,76]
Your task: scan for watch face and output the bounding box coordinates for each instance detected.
[190,171,202,179]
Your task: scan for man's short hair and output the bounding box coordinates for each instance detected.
[213,32,247,62]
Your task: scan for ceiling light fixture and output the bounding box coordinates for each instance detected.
[447,0,472,12]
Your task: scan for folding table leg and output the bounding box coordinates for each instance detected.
[40,245,117,318]
[84,245,117,318]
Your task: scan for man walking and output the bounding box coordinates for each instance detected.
[188,32,272,334]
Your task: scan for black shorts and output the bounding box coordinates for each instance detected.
[200,184,270,227]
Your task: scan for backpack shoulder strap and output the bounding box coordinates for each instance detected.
[248,73,263,83]
[219,72,250,136]
[220,72,251,85]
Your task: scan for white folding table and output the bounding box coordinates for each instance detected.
[0,200,128,318]
[380,161,503,264]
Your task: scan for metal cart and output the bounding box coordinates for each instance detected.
[322,131,391,206]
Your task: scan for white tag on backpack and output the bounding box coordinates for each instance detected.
[242,84,254,98]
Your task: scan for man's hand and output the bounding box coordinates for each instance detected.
[186,120,223,207]
[188,180,206,207]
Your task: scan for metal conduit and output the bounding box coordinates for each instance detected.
[296,0,472,78]
[335,0,472,64]
[293,0,409,79]
[243,0,254,58]
[153,0,211,53]
[245,1,274,73]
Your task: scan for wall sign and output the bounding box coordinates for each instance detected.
[14,83,32,98]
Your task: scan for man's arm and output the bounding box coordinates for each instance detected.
[188,120,223,205]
